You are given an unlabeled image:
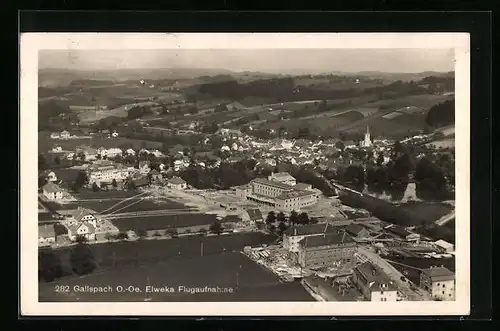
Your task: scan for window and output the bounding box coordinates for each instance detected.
[442,291,445,295]
[443,284,445,288]
[437,283,440,286]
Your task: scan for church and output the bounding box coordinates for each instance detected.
[360,126,372,148]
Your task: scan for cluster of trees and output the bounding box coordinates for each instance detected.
[425,99,455,129]
[39,240,97,283]
[265,211,317,235]
[335,150,454,201]
[179,159,258,190]
[127,105,152,120]
[38,100,77,131]
[188,75,435,105]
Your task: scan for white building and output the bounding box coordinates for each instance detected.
[42,182,64,201]
[166,177,187,190]
[45,171,58,182]
[52,146,63,153]
[434,240,454,253]
[86,160,130,185]
[360,126,372,148]
[106,148,123,158]
[60,130,71,139]
[420,266,455,301]
[125,148,136,156]
[50,132,60,139]
[67,221,97,241]
[353,261,399,302]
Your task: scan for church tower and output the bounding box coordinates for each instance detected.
[363,125,372,147]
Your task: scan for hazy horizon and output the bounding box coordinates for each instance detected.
[39,49,455,74]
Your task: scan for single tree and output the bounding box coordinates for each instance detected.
[92,182,99,192]
[298,212,310,225]
[266,211,277,225]
[289,210,299,226]
[111,179,118,188]
[278,221,288,234]
[116,232,129,240]
[69,243,96,276]
[74,234,88,244]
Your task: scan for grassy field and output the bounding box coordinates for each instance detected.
[39,251,312,302]
[43,232,276,273]
[109,214,219,232]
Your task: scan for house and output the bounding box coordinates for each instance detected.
[60,130,71,139]
[106,148,123,158]
[71,207,97,227]
[166,176,187,190]
[50,132,60,139]
[345,223,370,239]
[352,261,399,302]
[51,146,63,153]
[434,239,454,253]
[87,160,130,185]
[245,208,263,224]
[111,131,119,138]
[67,221,97,241]
[138,161,151,175]
[38,224,56,246]
[42,182,64,201]
[419,266,455,301]
[125,148,136,156]
[151,150,164,158]
[173,159,184,171]
[44,170,58,182]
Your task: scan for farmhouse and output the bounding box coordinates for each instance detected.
[166,176,187,190]
[42,182,64,201]
[70,207,97,227]
[419,266,455,301]
[352,261,399,302]
[38,224,57,246]
[67,221,97,241]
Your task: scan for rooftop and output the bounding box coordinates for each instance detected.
[421,266,455,281]
[277,190,316,200]
[167,177,186,185]
[252,178,295,190]
[42,182,62,193]
[294,183,312,190]
[270,172,295,179]
[354,261,397,291]
[71,208,96,221]
[246,208,263,221]
[345,223,368,236]
[299,231,355,248]
[284,223,341,237]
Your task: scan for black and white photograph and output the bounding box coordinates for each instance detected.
[20,33,470,316]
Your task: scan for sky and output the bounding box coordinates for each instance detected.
[39,49,455,74]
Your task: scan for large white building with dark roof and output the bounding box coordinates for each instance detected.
[420,266,455,301]
[235,173,320,212]
[353,261,399,301]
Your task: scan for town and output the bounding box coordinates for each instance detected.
[37,51,456,302]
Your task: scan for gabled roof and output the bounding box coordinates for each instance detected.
[246,208,263,221]
[284,224,340,237]
[167,177,186,185]
[71,208,96,222]
[345,223,369,237]
[354,261,397,291]
[299,232,355,248]
[42,182,63,193]
[67,221,96,234]
[421,266,455,281]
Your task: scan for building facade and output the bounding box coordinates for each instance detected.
[166,177,187,190]
[420,266,455,301]
[283,224,340,253]
[238,177,319,212]
[352,261,399,302]
[86,160,130,185]
[42,182,64,201]
[297,232,357,269]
